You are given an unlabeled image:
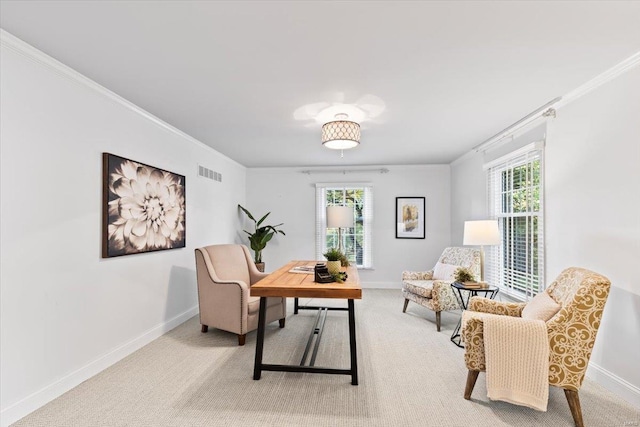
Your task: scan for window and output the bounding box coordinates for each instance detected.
[485,142,544,300]
[315,183,373,268]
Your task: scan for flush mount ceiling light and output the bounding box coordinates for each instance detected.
[321,113,361,150]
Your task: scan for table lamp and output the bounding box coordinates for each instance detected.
[463,220,500,282]
[327,206,354,253]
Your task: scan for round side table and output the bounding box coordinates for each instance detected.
[450,282,499,348]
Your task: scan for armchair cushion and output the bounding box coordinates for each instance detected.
[432,262,461,280]
[522,292,561,322]
[402,270,434,281]
[402,280,433,298]
[247,295,286,313]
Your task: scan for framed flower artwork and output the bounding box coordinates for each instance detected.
[395,197,425,239]
[102,153,186,257]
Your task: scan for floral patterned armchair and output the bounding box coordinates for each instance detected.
[462,267,611,427]
[402,247,481,331]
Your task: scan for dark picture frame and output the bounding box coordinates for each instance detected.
[395,197,425,239]
[102,153,186,258]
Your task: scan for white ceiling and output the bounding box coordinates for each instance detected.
[1,1,639,168]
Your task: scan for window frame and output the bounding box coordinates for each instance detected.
[484,141,545,301]
[315,183,373,269]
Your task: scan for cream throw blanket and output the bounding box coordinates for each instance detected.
[483,315,549,411]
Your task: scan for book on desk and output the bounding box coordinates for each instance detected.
[288,266,315,274]
[462,281,489,289]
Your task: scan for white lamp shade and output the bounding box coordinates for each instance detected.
[463,220,500,246]
[327,206,354,228]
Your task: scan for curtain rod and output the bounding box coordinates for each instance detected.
[473,97,562,153]
[301,168,389,175]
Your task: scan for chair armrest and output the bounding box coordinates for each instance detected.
[468,296,525,317]
[431,280,460,311]
[461,311,527,372]
[462,315,486,371]
[250,270,269,285]
[462,297,526,369]
[402,270,434,281]
[241,245,270,284]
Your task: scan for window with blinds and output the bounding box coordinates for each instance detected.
[484,142,544,301]
[315,183,373,269]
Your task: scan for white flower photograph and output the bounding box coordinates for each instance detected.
[102,153,186,257]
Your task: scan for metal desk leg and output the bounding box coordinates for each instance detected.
[253,297,267,380]
[294,297,299,314]
[348,299,359,386]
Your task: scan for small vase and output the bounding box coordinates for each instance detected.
[327,261,341,274]
[255,262,265,272]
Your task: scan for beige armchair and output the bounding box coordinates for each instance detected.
[194,244,286,345]
[462,267,611,427]
[402,247,481,331]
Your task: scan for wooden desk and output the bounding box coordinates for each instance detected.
[250,260,361,385]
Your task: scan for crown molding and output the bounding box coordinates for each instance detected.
[451,50,640,164]
[450,148,479,167]
[558,50,640,108]
[0,29,244,169]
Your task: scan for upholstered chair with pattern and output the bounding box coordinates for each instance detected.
[402,247,481,331]
[462,267,611,427]
[195,244,286,345]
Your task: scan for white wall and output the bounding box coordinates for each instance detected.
[450,67,640,407]
[450,152,486,244]
[450,124,548,245]
[0,34,246,425]
[246,165,451,287]
[545,68,640,404]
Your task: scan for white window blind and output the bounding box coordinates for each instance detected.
[484,142,544,301]
[315,183,373,269]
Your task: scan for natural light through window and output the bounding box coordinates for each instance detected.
[315,184,373,269]
[485,142,544,300]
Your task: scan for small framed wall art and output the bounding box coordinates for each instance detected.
[396,197,425,239]
[102,153,186,258]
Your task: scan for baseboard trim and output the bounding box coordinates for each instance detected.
[0,306,198,427]
[587,362,640,409]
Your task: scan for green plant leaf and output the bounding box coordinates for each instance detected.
[238,205,285,264]
[256,212,271,227]
[238,205,256,222]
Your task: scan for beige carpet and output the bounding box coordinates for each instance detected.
[13,290,639,426]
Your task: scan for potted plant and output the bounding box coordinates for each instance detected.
[323,247,350,274]
[238,205,285,272]
[454,267,476,284]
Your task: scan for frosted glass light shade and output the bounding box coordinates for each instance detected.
[463,220,500,245]
[327,206,354,228]
[321,120,360,150]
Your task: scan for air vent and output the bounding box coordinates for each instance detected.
[198,164,222,182]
